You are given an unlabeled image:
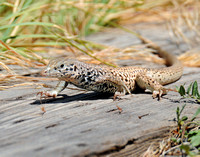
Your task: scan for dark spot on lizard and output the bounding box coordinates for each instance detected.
[84,82,89,85]
[76,75,81,79]
[87,77,92,82]
[87,72,91,75]
[70,68,73,71]
[99,71,103,75]
[54,67,57,70]
[80,78,85,83]
[74,65,77,71]
[60,64,64,68]
[91,70,96,75]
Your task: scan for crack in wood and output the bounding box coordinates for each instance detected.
[45,123,59,129]
[84,127,173,157]
[84,138,136,157]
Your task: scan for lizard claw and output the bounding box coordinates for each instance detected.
[152,90,163,100]
[113,92,123,101]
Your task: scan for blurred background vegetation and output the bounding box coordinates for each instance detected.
[0,0,199,83]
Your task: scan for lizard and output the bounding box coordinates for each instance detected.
[38,48,183,100]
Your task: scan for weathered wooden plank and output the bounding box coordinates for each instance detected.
[0,69,199,157]
[0,23,200,157]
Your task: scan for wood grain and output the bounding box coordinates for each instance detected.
[0,23,200,157]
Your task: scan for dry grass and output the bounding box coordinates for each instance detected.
[142,126,200,156]
[167,0,200,67]
[179,49,200,67]
[0,0,200,89]
[167,0,200,47]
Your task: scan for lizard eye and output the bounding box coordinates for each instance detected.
[60,64,64,68]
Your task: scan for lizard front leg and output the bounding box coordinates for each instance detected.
[135,73,167,100]
[38,81,68,98]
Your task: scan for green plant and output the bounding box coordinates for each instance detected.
[173,105,200,156]
[177,81,200,103]
[172,81,200,156]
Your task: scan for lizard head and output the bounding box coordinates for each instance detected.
[41,58,78,79]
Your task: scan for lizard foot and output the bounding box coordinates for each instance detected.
[152,88,167,100]
[37,90,58,98]
[113,90,132,101]
[113,92,123,101]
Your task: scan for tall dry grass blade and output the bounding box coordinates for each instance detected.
[0,61,13,74]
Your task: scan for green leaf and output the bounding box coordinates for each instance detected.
[179,85,186,96]
[191,107,200,121]
[176,106,180,121]
[181,116,188,121]
[180,144,190,154]
[188,130,199,136]
[180,104,186,115]
[180,121,185,125]
[187,82,193,95]
[189,130,200,147]
[171,137,177,142]
[192,81,199,97]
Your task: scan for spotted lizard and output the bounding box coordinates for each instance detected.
[39,49,183,100]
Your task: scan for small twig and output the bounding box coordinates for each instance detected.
[116,105,123,113]
[162,144,182,156]
[138,113,149,119]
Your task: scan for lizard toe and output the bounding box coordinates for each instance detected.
[37,90,58,98]
[152,88,168,100]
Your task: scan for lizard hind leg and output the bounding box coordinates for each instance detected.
[136,73,168,100]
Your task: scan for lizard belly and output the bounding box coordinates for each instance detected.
[72,82,118,93]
